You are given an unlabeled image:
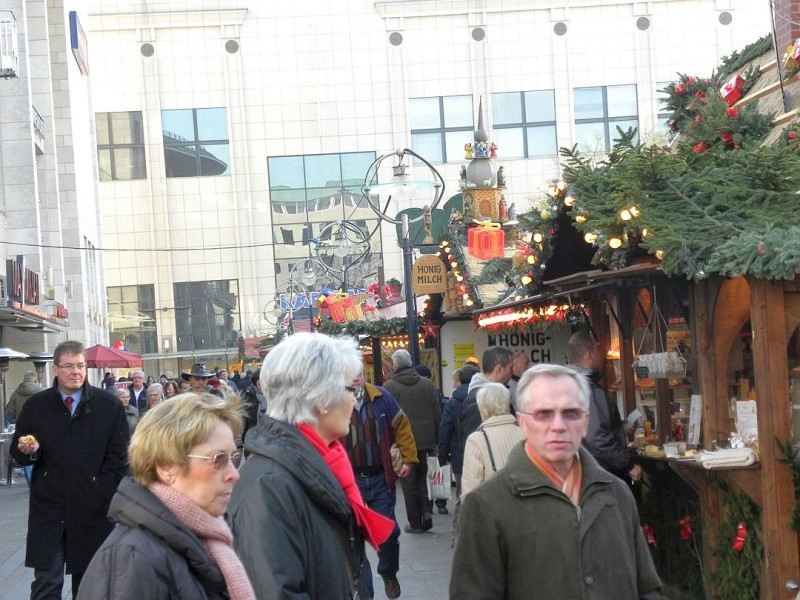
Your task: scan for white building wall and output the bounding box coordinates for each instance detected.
[85,0,769,370]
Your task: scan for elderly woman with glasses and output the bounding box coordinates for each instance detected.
[460,383,525,497]
[115,388,139,436]
[229,332,393,599]
[78,392,256,600]
[145,383,166,413]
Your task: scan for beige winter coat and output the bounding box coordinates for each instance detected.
[461,414,524,496]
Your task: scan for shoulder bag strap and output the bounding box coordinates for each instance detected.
[481,429,498,472]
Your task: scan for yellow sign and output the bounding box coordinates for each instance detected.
[412,255,447,294]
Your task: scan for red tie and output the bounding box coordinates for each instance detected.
[65,396,74,413]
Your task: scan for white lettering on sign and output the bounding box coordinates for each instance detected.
[488,327,570,365]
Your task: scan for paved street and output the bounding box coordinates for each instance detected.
[0,472,454,600]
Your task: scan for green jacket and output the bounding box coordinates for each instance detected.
[451,444,661,600]
[6,381,44,420]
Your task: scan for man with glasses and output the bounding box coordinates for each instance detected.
[450,363,661,599]
[11,340,129,600]
[127,370,148,414]
[567,330,641,485]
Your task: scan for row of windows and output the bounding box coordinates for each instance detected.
[107,281,240,354]
[96,108,230,181]
[409,84,646,161]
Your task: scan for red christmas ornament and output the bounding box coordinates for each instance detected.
[679,515,694,541]
[694,90,706,103]
[642,524,657,547]
[693,142,708,153]
[721,131,734,145]
[727,106,739,118]
[686,75,697,85]
[675,83,686,94]
[731,522,747,552]
[694,114,703,124]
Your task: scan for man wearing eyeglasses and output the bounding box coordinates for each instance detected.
[450,363,661,599]
[11,340,129,600]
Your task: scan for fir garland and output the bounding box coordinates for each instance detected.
[776,438,800,531]
[709,484,763,600]
[315,315,409,337]
[715,34,774,82]
[471,257,513,285]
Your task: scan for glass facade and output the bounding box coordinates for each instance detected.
[96,111,147,181]
[162,108,230,177]
[107,284,158,354]
[173,279,240,352]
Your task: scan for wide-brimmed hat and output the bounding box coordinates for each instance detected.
[181,363,213,380]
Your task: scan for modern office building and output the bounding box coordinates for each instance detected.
[1,0,774,379]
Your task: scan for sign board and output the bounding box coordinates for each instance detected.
[412,255,447,294]
[688,394,703,446]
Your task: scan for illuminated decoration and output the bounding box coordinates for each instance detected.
[584,232,597,244]
[432,238,476,317]
[609,237,623,249]
[473,302,588,334]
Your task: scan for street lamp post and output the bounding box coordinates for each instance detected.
[363,148,445,366]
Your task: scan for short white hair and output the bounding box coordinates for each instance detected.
[515,363,591,413]
[261,332,362,426]
[392,349,412,370]
[477,383,511,420]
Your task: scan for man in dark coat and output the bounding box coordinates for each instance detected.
[383,350,441,533]
[11,340,129,600]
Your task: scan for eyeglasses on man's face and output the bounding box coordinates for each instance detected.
[187,450,242,470]
[517,408,585,422]
[56,364,86,372]
[345,386,359,397]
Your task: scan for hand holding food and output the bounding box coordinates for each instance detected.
[17,434,39,454]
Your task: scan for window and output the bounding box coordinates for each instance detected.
[573,85,638,152]
[267,152,384,291]
[107,285,158,354]
[173,280,240,352]
[410,95,473,163]
[161,108,229,177]
[491,90,557,158]
[96,112,146,181]
[657,81,676,138]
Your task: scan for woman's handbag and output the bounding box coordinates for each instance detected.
[426,456,451,500]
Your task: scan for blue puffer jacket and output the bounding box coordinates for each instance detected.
[437,382,470,473]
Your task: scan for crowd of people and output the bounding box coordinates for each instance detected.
[6,331,661,600]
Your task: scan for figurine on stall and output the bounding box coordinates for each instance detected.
[459,165,467,184]
[490,142,498,158]
[449,207,460,225]
[499,197,508,221]
[497,166,506,188]
[507,202,516,222]
[464,143,473,159]
[422,205,434,244]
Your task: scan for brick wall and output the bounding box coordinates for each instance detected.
[774,0,800,57]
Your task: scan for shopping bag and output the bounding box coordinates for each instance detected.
[426,456,451,500]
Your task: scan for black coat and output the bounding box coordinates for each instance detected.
[437,383,470,473]
[77,478,228,600]
[10,383,129,573]
[229,416,366,599]
[128,383,148,414]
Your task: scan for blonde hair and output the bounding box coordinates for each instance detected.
[476,383,512,421]
[128,390,244,486]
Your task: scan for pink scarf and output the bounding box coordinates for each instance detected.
[149,482,256,600]
[297,423,394,549]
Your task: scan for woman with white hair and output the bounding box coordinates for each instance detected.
[228,333,394,599]
[461,382,524,497]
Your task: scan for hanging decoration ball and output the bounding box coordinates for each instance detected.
[655,249,665,259]
[679,515,694,541]
[609,237,623,249]
[584,232,598,244]
[731,522,747,553]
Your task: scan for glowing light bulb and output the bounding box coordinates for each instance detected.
[630,206,640,217]
[655,250,665,259]
[456,275,463,281]
[584,232,597,244]
[532,232,544,243]
[575,214,586,223]
[641,228,649,237]
[465,299,474,306]
[557,180,567,191]
[527,255,536,264]
[620,209,632,221]
[564,195,575,207]
[521,275,533,286]
[444,247,451,253]
[609,237,623,249]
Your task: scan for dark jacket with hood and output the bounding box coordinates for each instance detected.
[6,380,44,420]
[77,477,228,600]
[383,367,441,451]
[437,381,470,473]
[229,416,367,599]
[10,382,129,574]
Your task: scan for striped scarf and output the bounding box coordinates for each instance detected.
[524,442,582,507]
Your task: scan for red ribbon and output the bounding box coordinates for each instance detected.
[679,515,693,541]
[731,522,747,553]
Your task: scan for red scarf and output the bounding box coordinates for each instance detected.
[297,423,394,549]
[525,442,583,507]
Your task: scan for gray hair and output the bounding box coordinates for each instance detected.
[23,371,38,383]
[261,332,362,426]
[515,363,591,413]
[392,349,412,370]
[115,388,130,399]
[146,383,165,400]
[132,370,145,379]
[476,383,511,420]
